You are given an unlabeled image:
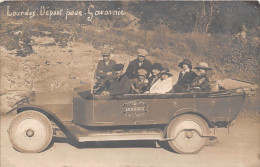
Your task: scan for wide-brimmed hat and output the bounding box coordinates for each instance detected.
[161,67,173,76]
[178,59,192,69]
[194,62,212,70]
[137,49,148,57]
[101,47,111,56]
[137,69,148,76]
[112,64,124,71]
[152,63,163,71]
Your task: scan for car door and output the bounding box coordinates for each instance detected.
[93,95,115,124]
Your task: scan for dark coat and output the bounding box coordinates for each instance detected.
[109,74,131,96]
[177,70,197,87]
[125,59,152,79]
[173,70,197,92]
[192,74,210,91]
[95,59,116,79]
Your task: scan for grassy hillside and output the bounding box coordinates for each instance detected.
[0,1,259,114]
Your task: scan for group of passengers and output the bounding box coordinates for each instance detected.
[94,48,212,96]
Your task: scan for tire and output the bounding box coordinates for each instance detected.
[167,114,209,154]
[8,110,53,153]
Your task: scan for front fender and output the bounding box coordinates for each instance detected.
[10,104,73,137]
[16,104,61,120]
[7,104,65,126]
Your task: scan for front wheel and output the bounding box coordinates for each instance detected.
[167,114,209,154]
[8,111,53,153]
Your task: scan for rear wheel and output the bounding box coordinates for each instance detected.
[167,114,209,154]
[8,111,53,153]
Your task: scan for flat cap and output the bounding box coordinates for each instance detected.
[137,49,148,57]
[137,69,148,76]
[101,47,111,56]
[112,64,124,71]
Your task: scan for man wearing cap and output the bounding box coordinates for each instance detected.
[102,64,131,96]
[94,48,116,93]
[192,62,212,92]
[173,59,197,92]
[146,63,163,92]
[146,67,173,94]
[125,49,152,79]
[130,69,149,94]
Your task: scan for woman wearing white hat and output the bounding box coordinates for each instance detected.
[146,68,173,94]
[192,62,212,92]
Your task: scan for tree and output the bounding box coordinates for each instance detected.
[194,1,218,33]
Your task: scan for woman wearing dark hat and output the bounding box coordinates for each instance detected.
[192,62,212,92]
[173,59,197,92]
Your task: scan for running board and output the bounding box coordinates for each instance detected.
[64,123,163,142]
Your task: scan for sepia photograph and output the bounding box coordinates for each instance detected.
[0,1,259,167]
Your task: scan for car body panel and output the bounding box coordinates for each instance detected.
[72,91,244,127]
[12,88,245,128]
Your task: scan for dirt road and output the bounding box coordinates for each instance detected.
[1,115,260,167]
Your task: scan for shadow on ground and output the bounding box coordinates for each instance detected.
[53,137,175,152]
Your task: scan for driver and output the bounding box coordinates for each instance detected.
[102,64,131,96]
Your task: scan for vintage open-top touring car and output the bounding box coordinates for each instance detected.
[6,83,254,154]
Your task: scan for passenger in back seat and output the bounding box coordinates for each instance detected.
[101,64,131,96]
[145,68,173,94]
[172,59,197,92]
[192,62,212,92]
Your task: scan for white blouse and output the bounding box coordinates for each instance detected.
[147,77,173,94]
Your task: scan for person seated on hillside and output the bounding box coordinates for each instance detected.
[145,63,163,92]
[145,68,173,94]
[93,47,116,94]
[130,69,149,94]
[173,59,197,93]
[192,62,212,92]
[101,64,131,96]
[125,48,152,79]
